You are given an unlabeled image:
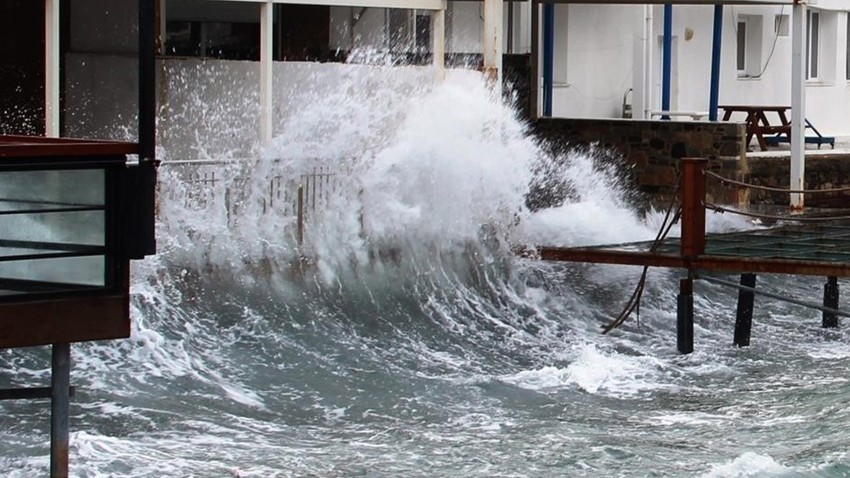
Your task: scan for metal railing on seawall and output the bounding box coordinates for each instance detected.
[159,158,338,245]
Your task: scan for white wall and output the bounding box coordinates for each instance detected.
[524,3,850,137]
[552,5,643,119]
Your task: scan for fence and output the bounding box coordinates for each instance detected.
[160,159,338,245]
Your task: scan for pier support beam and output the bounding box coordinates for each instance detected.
[790,1,807,209]
[677,277,694,354]
[734,273,757,347]
[823,276,839,328]
[50,343,71,478]
[482,0,503,84]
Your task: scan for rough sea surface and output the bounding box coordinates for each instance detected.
[2,66,850,477]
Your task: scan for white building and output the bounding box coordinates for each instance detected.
[2,1,848,144]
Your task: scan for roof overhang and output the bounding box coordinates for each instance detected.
[178,0,448,10]
[534,0,797,4]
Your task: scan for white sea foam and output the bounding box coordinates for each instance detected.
[501,344,666,398]
[701,452,789,478]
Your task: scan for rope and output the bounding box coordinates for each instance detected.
[705,203,850,222]
[705,170,850,195]
[602,176,682,334]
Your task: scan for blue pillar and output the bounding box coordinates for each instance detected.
[543,3,555,117]
[709,5,723,121]
[661,4,672,119]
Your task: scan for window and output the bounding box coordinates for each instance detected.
[386,10,432,64]
[807,11,820,79]
[775,14,789,37]
[736,15,763,78]
[166,21,260,60]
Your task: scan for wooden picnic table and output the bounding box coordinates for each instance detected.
[720,105,791,151]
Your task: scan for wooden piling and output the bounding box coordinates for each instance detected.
[823,276,839,328]
[677,277,694,354]
[733,273,757,346]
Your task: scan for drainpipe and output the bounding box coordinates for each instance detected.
[661,3,672,119]
[709,5,722,121]
[643,4,653,119]
[542,3,555,117]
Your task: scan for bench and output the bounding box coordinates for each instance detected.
[764,118,835,149]
[650,111,710,121]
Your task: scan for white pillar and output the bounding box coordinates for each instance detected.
[260,0,274,143]
[432,9,446,82]
[482,0,503,84]
[790,2,807,209]
[45,0,60,137]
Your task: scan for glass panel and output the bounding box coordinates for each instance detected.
[0,169,108,294]
[0,256,105,288]
[810,12,819,79]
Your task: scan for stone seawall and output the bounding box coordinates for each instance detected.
[747,155,850,208]
[531,118,747,206]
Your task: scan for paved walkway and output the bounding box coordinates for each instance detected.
[746,138,850,159]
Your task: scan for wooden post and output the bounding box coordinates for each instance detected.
[680,158,707,258]
[734,273,757,346]
[823,276,839,328]
[259,0,274,143]
[677,278,694,354]
[432,9,446,82]
[482,0,503,84]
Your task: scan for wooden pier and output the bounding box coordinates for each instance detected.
[523,158,850,354]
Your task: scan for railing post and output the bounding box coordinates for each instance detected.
[297,184,304,246]
[680,158,707,258]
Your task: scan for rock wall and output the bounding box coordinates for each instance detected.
[531,117,747,206]
[747,155,850,208]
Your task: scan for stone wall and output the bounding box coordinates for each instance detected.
[747,155,850,208]
[531,118,747,206]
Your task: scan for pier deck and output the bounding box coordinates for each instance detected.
[525,158,850,354]
[533,222,850,278]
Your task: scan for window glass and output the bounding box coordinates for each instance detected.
[737,21,747,71]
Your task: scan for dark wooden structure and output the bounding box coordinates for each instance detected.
[0,1,158,477]
[0,135,138,348]
[526,158,850,354]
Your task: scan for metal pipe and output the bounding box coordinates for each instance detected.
[542,3,555,117]
[661,3,672,119]
[643,4,654,119]
[50,343,71,478]
[700,275,850,318]
[709,5,723,121]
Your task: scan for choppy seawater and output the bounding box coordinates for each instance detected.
[3,65,850,477]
